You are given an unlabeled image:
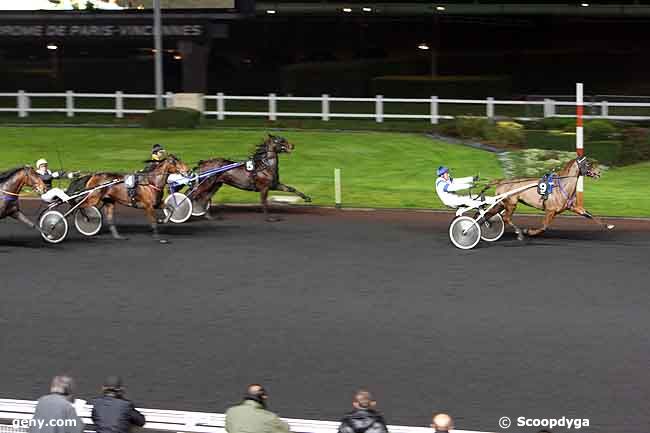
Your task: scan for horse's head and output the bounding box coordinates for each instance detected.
[24,166,47,194]
[162,154,191,177]
[577,156,601,179]
[267,134,293,154]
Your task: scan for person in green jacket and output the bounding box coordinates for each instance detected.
[225,384,291,433]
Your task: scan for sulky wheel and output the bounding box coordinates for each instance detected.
[479,212,505,242]
[449,215,481,250]
[191,199,211,217]
[74,206,103,236]
[163,192,193,224]
[39,210,69,244]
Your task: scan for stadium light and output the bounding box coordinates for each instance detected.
[362,7,372,12]
[342,7,352,13]
[418,43,430,50]
[174,54,182,60]
[266,9,276,14]
[435,6,446,11]
[47,44,58,50]
[580,2,589,6]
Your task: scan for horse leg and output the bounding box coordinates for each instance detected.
[570,206,616,230]
[274,183,312,202]
[145,205,168,244]
[11,210,46,236]
[105,202,127,240]
[501,200,525,241]
[203,182,223,220]
[261,187,280,222]
[525,210,556,237]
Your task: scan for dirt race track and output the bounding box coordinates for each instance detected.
[1,205,649,433]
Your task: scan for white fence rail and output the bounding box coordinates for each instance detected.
[2,91,650,122]
[0,399,491,433]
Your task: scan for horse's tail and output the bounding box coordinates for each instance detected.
[66,174,92,195]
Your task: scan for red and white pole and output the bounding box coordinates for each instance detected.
[576,82,584,208]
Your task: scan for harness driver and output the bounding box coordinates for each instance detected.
[435,166,485,209]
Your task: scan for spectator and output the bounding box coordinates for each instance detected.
[90,376,146,433]
[338,390,388,433]
[225,384,290,433]
[431,413,453,433]
[30,375,84,433]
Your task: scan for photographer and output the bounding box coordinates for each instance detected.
[90,376,145,433]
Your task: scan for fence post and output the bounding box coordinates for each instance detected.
[334,168,341,208]
[322,94,329,121]
[430,96,438,124]
[269,93,277,121]
[375,95,383,123]
[115,91,124,118]
[601,100,608,118]
[165,91,173,108]
[18,90,27,118]
[543,98,555,118]
[217,92,225,120]
[66,90,74,118]
[486,97,495,122]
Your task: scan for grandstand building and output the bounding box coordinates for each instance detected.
[1,1,650,95]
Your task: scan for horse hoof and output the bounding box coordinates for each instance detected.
[113,236,128,241]
[266,217,282,222]
[607,224,615,230]
[158,239,169,244]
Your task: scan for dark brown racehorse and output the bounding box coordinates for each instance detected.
[188,135,311,221]
[0,166,47,234]
[68,155,189,243]
[489,156,614,239]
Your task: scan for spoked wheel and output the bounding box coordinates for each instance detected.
[191,199,210,217]
[39,210,69,244]
[479,213,505,242]
[449,216,481,250]
[163,192,193,224]
[74,206,103,236]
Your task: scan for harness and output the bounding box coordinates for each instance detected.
[0,189,19,201]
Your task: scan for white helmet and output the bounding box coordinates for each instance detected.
[36,158,48,168]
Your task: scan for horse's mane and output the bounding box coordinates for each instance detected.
[558,158,577,174]
[0,167,23,184]
[250,140,270,162]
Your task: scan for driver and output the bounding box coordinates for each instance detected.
[435,166,484,208]
[35,159,77,190]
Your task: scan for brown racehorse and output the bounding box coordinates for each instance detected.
[68,155,189,243]
[489,156,614,239]
[0,166,47,234]
[187,135,311,221]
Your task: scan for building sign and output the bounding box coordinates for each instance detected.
[0,22,229,39]
[0,23,218,37]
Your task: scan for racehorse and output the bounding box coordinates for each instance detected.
[489,156,614,239]
[0,166,47,233]
[67,155,190,243]
[188,134,311,221]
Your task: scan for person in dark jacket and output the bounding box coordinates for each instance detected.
[338,390,388,433]
[91,376,145,433]
[30,375,84,433]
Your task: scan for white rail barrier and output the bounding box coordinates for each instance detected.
[2,91,650,122]
[0,399,492,433]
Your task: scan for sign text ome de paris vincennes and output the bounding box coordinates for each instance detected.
[0,23,205,38]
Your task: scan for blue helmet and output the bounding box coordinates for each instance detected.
[437,166,449,176]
